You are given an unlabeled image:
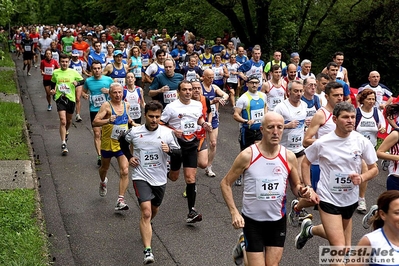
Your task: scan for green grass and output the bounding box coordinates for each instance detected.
[0,70,17,94]
[0,189,48,265]
[0,102,29,160]
[0,49,15,67]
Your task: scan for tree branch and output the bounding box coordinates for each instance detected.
[206,0,249,44]
[301,0,338,54]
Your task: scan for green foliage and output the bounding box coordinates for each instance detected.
[0,189,48,265]
[8,0,399,93]
[0,70,17,93]
[0,0,15,25]
[0,102,29,160]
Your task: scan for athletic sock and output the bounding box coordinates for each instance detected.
[308,226,313,236]
[186,183,196,212]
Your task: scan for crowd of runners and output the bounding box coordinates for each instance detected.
[10,23,399,265]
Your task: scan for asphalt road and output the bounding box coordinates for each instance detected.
[15,55,389,266]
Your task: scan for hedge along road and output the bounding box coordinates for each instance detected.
[15,54,388,266]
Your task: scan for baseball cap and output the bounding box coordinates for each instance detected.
[247,75,259,82]
[291,52,300,58]
[113,50,123,56]
[205,44,211,49]
[134,36,140,41]
[177,41,184,46]
[71,50,79,56]
[87,32,93,36]
[157,38,163,42]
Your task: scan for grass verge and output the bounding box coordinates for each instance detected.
[0,49,15,67]
[0,189,48,265]
[0,70,17,94]
[0,102,29,160]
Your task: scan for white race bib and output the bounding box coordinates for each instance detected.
[111,124,127,140]
[73,66,82,75]
[256,177,283,200]
[163,90,177,103]
[210,104,217,117]
[287,132,303,149]
[44,67,54,75]
[91,94,106,107]
[52,52,59,62]
[133,67,142,78]
[24,46,31,52]
[251,109,264,124]
[129,104,141,119]
[58,83,71,94]
[142,58,149,66]
[140,150,161,168]
[328,172,354,193]
[181,118,196,135]
[65,46,72,52]
[115,78,125,86]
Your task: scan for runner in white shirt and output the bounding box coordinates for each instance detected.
[295,102,378,259]
[289,81,344,227]
[274,80,308,173]
[161,80,212,224]
[225,54,240,107]
[120,101,181,264]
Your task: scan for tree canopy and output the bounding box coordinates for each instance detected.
[5,0,399,92]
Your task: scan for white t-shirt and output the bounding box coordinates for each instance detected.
[304,130,377,207]
[38,38,53,55]
[161,99,203,142]
[145,62,164,78]
[124,125,180,186]
[274,99,307,153]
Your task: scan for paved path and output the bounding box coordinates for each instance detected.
[15,55,388,266]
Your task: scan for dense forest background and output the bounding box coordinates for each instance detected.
[2,0,399,92]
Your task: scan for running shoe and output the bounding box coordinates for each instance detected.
[288,199,300,227]
[143,248,154,264]
[205,166,216,177]
[115,197,129,211]
[299,209,313,222]
[61,143,68,156]
[357,198,367,214]
[362,204,378,229]
[295,218,313,249]
[182,190,187,198]
[99,177,108,197]
[232,232,245,265]
[34,64,38,68]
[75,114,82,122]
[289,200,313,227]
[381,160,389,171]
[235,175,242,186]
[97,155,102,166]
[47,104,52,111]
[186,208,202,223]
[27,72,31,76]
